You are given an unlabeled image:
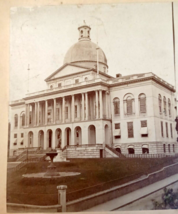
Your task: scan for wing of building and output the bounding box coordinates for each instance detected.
[9,23,178,158]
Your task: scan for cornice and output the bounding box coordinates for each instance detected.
[110,76,175,93]
[10,102,25,107]
[24,81,109,100]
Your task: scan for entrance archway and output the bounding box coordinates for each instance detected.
[105,125,109,144]
[142,145,149,154]
[28,131,33,147]
[115,147,121,153]
[128,146,135,154]
[56,128,62,148]
[74,126,82,145]
[65,127,71,146]
[47,129,52,148]
[88,125,96,144]
[38,130,44,149]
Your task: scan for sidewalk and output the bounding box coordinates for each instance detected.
[84,173,178,211]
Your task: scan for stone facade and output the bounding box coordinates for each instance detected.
[9,24,178,157]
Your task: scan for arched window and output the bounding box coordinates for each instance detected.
[50,85,53,89]
[158,94,162,114]
[139,93,146,113]
[14,114,18,128]
[163,96,167,115]
[173,144,175,153]
[163,144,166,153]
[20,112,25,127]
[113,98,120,115]
[168,144,170,153]
[168,98,171,117]
[124,94,135,115]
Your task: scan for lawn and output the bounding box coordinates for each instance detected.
[7,158,176,205]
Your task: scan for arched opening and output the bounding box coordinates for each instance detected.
[128,146,134,154]
[14,114,18,128]
[74,126,82,145]
[28,131,33,147]
[65,128,71,146]
[38,130,44,149]
[105,125,109,144]
[142,145,149,154]
[158,94,162,113]
[47,129,52,148]
[115,147,121,153]
[56,128,62,148]
[113,98,120,115]
[20,112,25,127]
[88,125,96,144]
[139,93,146,113]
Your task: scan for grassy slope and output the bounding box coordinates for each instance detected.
[7,158,175,205]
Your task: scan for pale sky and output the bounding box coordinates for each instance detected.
[10,2,178,101]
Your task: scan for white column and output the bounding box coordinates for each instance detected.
[45,100,48,125]
[27,104,30,126]
[54,98,56,124]
[62,97,65,123]
[72,95,74,122]
[99,90,103,119]
[95,90,98,119]
[34,102,37,126]
[62,128,65,148]
[37,102,39,126]
[105,91,108,118]
[25,104,28,126]
[52,130,56,149]
[44,131,47,150]
[82,93,84,120]
[85,92,88,120]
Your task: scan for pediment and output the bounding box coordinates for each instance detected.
[45,64,90,81]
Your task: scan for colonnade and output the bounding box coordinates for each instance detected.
[25,90,109,127]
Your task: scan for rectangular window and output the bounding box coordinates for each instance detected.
[75,105,77,118]
[127,100,132,115]
[65,107,68,119]
[58,83,62,87]
[141,120,147,127]
[166,122,168,138]
[21,133,23,137]
[75,79,79,84]
[161,121,164,137]
[14,134,17,138]
[140,98,146,113]
[115,123,120,129]
[170,123,173,138]
[127,122,134,138]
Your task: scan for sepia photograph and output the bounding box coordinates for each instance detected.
[7,2,178,212]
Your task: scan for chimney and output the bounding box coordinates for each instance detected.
[116,73,122,78]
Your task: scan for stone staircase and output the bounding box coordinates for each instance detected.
[105,144,126,158]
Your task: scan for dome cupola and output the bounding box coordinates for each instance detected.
[63,22,108,73]
[78,21,91,41]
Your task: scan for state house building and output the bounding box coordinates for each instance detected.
[9,24,178,158]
